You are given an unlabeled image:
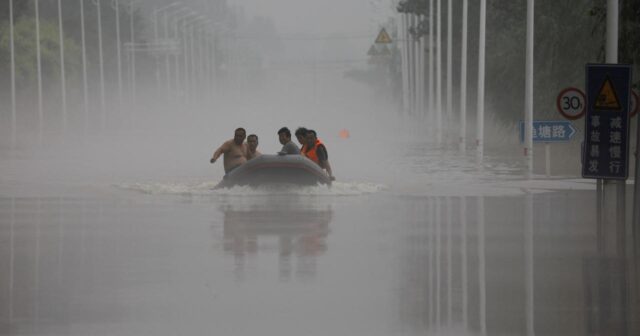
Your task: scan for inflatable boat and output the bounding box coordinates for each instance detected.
[214,154,331,189]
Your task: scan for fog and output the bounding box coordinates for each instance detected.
[1,0,639,335]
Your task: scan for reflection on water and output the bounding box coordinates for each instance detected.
[0,193,636,335]
[220,199,332,282]
[396,193,637,335]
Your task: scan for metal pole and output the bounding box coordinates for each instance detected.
[113,0,124,115]
[153,6,161,96]
[459,0,468,152]
[436,0,442,145]
[57,0,68,135]
[35,0,44,145]
[130,0,137,109]
[477,0,486,160]
[9,0,16,147]
[94,0,107,130]
[524,0,535,177]
[429,0,434,133]
[446,0,452,142]
[163,11,171,95]
[401,14,409,114]
[80,0,90,134]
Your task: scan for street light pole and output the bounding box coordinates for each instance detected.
[477,0,486,160]
[524,0,534,177]
[93,0,107,130]
[57,0,68,135]
[9,0,17,148]
[129,0,137,109]
[112,0,124,116]
[446,0,452,142]
[436,0,442,145]
[80,0,90,134]
[35,0,44,144]
[459,0,468,152]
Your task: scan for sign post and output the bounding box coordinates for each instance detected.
[519,120,577,176]
[582,64,632,180]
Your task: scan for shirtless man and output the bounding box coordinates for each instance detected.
[210,128,248,173]
[246,134,262,160]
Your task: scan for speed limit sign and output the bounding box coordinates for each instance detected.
[556,87,586,120]
[631,89,639,118]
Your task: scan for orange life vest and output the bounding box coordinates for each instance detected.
[303,139,324,165]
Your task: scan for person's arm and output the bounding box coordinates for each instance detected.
[210,141,229,163]
[322,160,335,180]
[316,145,334,180]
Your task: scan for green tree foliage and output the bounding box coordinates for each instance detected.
[0,17,82,89]
[395,0,638,124]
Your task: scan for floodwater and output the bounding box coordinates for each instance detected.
[0,141,635,336]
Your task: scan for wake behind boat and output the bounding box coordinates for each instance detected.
[214,154,332,189]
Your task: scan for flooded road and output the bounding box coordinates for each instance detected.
[0,178,633,335]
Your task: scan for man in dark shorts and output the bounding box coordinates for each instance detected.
[277,127,300,155]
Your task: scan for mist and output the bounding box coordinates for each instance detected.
[1,0,639,335]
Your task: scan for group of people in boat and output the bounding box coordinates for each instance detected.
[210,127,335,180]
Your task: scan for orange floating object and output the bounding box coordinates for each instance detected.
[339,129,350,139]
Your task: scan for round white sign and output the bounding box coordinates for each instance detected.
[556,87,586,120]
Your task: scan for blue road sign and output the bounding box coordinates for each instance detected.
[582,64,632,180]
[519,120,577,143]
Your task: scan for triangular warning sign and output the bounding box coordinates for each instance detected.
[379,44,392,56]
[375,28,392,44]
[595,76,622,111]
[367,45,378,56]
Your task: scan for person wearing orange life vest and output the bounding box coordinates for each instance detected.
[303,130,335,181]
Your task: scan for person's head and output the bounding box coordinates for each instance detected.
[247,134,258,151]
[233,128,246,145]
[278,127,291,145]
[295,127,308,145]
[305,129,317,147]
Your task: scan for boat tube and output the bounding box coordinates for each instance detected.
[214,154,331,189]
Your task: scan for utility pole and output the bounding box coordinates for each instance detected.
[436,0,442,145]
[524,0,535,177]
[428,0,434,134]
[459,0,468,152]
[93,0,107,130]
[476,0,486,160]
[446,0,452,143]
[35,0,44,145]
[80,0,90,134]
[9,0,17,148]
[113,0,124,116]
[129,0,137,111]
[57,0,68,135]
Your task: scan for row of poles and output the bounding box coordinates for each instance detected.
[6,0,139,147]
[399,0,638,331]
[5,0,220,149]
[397,0,531,169]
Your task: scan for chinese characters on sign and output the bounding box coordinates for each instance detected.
[519,120,576,143]
[582,64,632,180]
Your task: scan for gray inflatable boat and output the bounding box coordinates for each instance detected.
[214,154,331,189]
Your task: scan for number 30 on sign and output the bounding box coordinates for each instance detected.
[557,87,586,120]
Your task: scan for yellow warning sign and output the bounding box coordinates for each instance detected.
[375,28,392,44]
[595,76,622,110]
